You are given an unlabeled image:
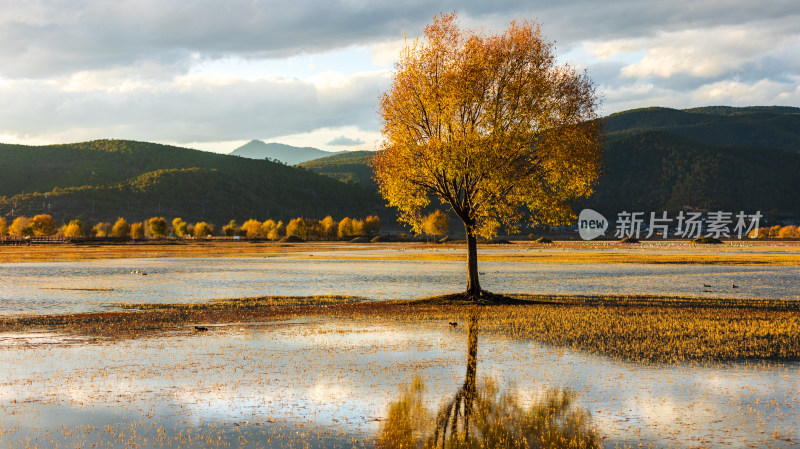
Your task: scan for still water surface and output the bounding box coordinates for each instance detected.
[1,246,799,447]
[2,247,799,316]
[0,318,797,448]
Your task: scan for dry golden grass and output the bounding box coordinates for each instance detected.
[2,240,800,265]
[0,241,336,263]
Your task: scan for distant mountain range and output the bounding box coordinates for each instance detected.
[0,140,382,225]
[230,140,344,165]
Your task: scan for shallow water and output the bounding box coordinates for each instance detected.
[0,317,797,448]
[1,246,799,316]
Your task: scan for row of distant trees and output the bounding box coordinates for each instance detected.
[0,214,382,241]
[751,225,800,238]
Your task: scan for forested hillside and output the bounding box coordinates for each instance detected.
[3,106,798,228]
[299,106,800,220]
[0,140,382,224]
[602,106,800,151]
[584,131,800,217]
[297,151,375,188]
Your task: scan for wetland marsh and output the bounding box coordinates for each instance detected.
[1,241,799,448]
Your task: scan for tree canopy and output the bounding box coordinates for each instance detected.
[372,13,602,298]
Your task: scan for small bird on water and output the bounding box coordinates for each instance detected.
[449,322,458,327]
[194,326,208,332]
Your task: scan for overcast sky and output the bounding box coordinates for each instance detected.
[1,0,798,153]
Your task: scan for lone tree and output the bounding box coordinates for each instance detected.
[372,13,602,300]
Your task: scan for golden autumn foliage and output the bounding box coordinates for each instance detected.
[262,219,278,240]
[147,217,168,237]
[62,219,85,238]
[422,210,450,238]
[30,214,58,236]
[0,217,7,236]
[321,216,338,239]
[92,221,112,237]
[193,221,213,238]
[749,225,797,239]
[130,222,145,240]
[338,217,354,238]
[286,217,308,238]
[241,219,263,238]
[222,220,240,237]
[364,215,381,237]
[112,217,130,238]
[778,225,797,238]
[8,216,32,236]
[172,217,189,237]
[372,13,601,296]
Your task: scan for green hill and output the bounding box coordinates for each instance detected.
[603,106,800,151]
[0,140,383,225]
[585,131,800,217]
[297,151,375,188]
[297,106,800,220]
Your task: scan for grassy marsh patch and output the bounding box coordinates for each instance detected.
[3,294,798,364]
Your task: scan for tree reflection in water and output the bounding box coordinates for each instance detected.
[377,315,600,448]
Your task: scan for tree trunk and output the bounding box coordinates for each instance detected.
[465,222,481,298]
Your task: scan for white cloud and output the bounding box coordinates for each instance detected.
[619,23,795,79]
[692,77,800,105]
[327,136,366,146]
[0,0,798,149]
[0,70,388,147]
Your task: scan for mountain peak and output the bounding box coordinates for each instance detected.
[229,141,342,165]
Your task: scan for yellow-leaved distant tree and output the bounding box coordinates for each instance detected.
[193,222,213,238]
[0,217,7,236]
[321,216,338,240]
[262,219,277,240]
[364,215,381,237]
[62,219,85,238]
[30,214,58,236]
[148,217,168,237]
[172,217,189,237]
[241,219,263,238]
[9,217,33,237]
[93,222,112,237]
[423,210,450,239]
[130,222,145,240]
[778,225,797,239]
[338,217,354,239]
[372,13,602,299]
[286,218,307,238]
[222,220,240,237]
[112,217,131,239]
